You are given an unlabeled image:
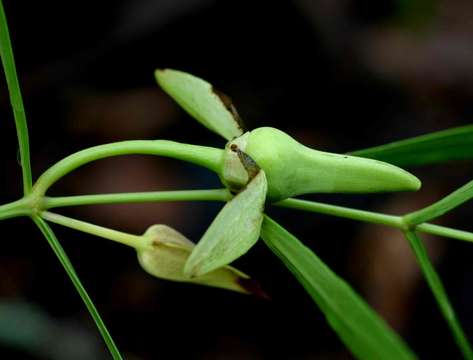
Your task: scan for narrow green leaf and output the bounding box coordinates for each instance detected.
[155,69,244,140]
[0,0,32,194]
[405,178,473,225]
[184,170,267,277]
[260,216,417,360]
[350,125,473,167]
[32,217,123,360]
[404,231,473,359]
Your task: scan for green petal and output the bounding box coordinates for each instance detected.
[138,225,252,293]
[155,69,244,140]
[184,170,268,277]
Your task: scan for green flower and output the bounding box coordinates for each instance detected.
[155,69,421,277]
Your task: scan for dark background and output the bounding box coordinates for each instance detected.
[1,0,473,359]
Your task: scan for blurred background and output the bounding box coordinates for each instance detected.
[1,0,473,358]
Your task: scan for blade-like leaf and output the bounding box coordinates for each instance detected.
[350,125,473,167]
[32,217,123,360]
[184,170,268,277]
[0,0,32,194]
[260,216,417,360]
[155,69,244,140]
[404,231,473,359]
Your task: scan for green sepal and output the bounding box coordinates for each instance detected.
[155,69,244,140]
[184,170,268,277]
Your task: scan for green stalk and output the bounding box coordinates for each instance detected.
[43,189,231,209]
[32,216,123,360]
[404,231,473,359]
[33,140,223,196]
[416,223,473,243]
[41,211,143,249]
[277,198,405,229]
[405,179,473,225]
[276,198,473,244]
[0,197,31,220]
[0,0,32,194]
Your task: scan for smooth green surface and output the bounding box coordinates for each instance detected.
[185,171,268,277]
[156,69,244,140]
[33,140,223,196]
[245,127,420,201]
[33,217,123,360]
[405,179,473,225]
[0,0,32,194]
[261,216,416,360]
[44,189,231,209]
[350,125,473,167]
[404,231,473,359]
[277,198,404,228]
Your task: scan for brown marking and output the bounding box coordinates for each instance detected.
[212,86,245,131]
[230,143,238,152]
[237,278,271,300]
[237,149,260,180]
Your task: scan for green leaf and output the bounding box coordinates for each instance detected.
[404,231,473,359]
[155,69,244,140]
[32,217,123,360]
[350,125,473,167]
[138,224,254,294]
[184,170,268,277]
[0,0,32,194]
[260,216,417,360]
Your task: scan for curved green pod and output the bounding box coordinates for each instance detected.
[237,127,421,201]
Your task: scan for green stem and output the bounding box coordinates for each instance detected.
[277,198,405,229]
[32,140,223,196]
[0,197,31,220]
[404,231,473,359]
[41,211,143,249]
[32,216,123,360]
[417,223,473,243]
[0,0,33,194]
[276,198,473,244]
[404,179,473,225]
[44,189,231,209]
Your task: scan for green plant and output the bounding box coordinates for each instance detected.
[2,3,473,359]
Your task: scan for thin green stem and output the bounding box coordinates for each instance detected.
[405,179,473,225]
[43,189,231,209]
[32,140,223,196]
[404,231,473,359]
[417,223,473,243]
[276,197,473,244]
[277,198,405,229]
[41,211,143,249]
[0,0,32,194]
[32,216,123,360]
[0,197,31,220]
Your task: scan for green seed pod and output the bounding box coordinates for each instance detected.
[138,224,253,293]
[236,127,422,201]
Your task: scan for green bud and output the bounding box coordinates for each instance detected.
[224,127,421,201]
[138,224,254,293]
